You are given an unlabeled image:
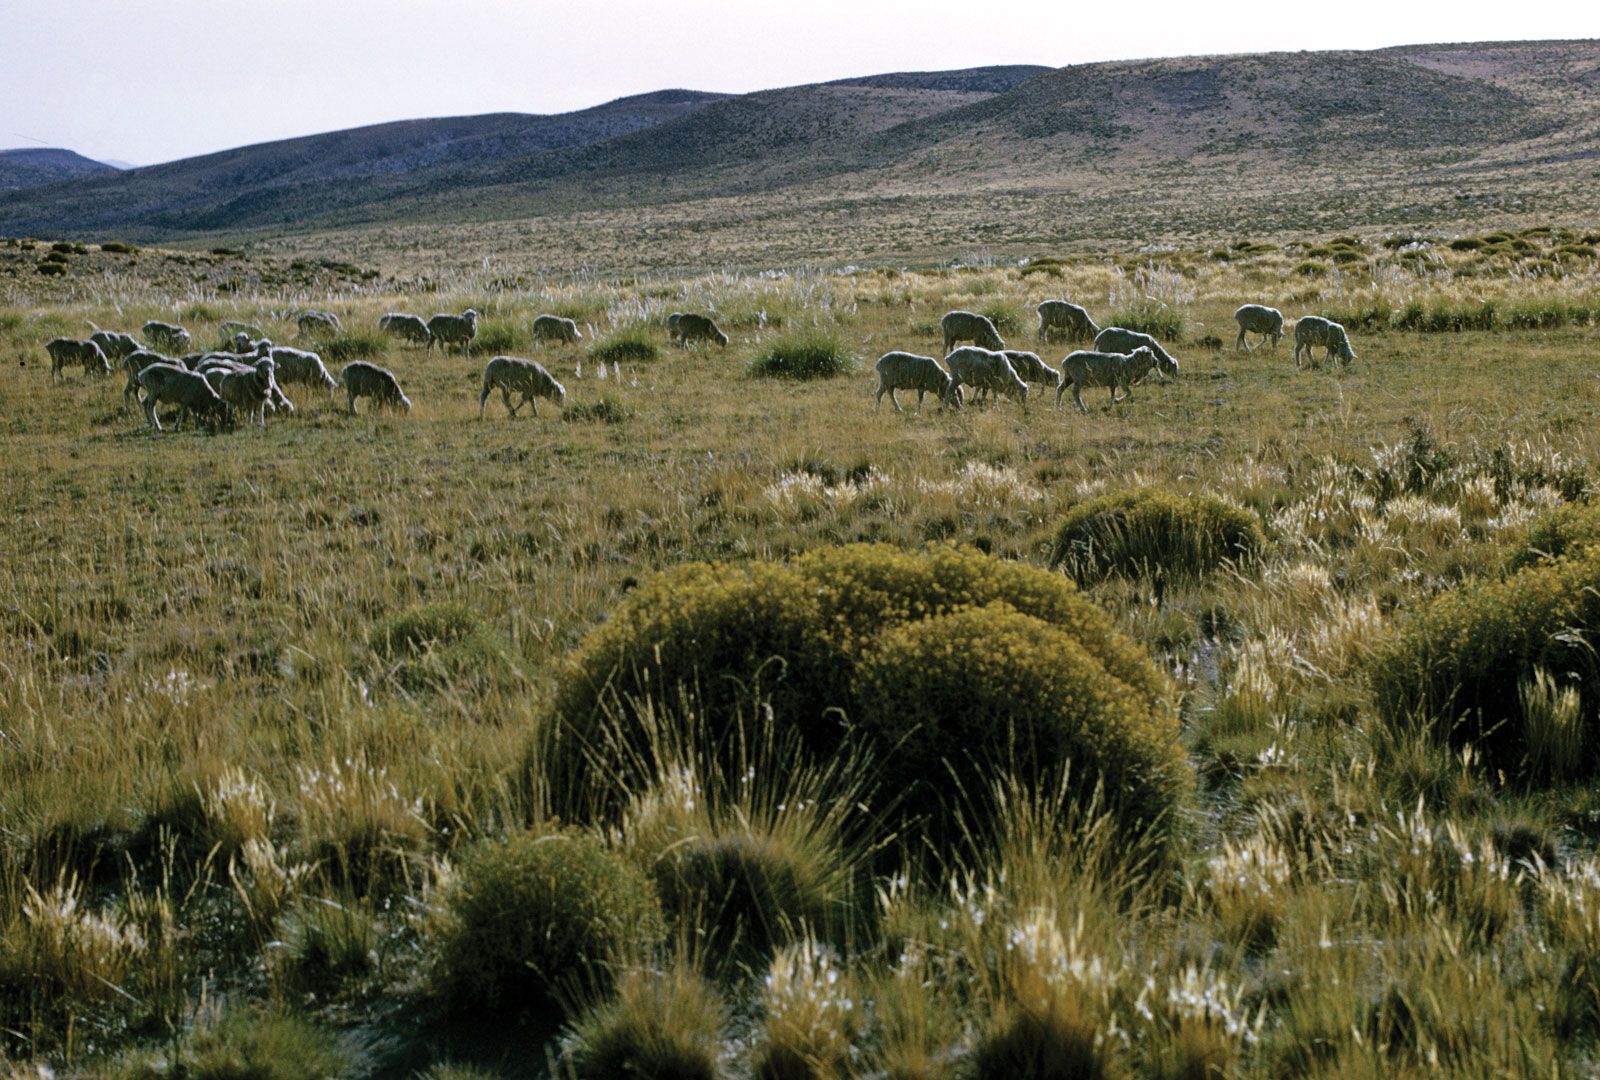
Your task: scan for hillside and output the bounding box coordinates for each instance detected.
[0,148,118,193]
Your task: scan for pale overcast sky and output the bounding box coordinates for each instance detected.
[5,1,1595,166]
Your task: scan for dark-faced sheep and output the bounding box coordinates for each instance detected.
[1056,347,1166,412]
[142,320,192,353]
[204,358,282,428]
[873,351,957,413]
[1093,327,1179,378]
[1293,316,1356,368]
[1036,300,1100,344]
[46,338,112,381]
[1234,305,1285,351]
[426,310,479,357]
[340,361,411,415]
[945,346,1027,411]
[138,363,228,431]
[941,310,1005,354]
[531,314,582,344]
[669,312,727,348]
[479,355,566,419]
[378,313,432,347]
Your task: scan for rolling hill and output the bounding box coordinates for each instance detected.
[0,149,118,193]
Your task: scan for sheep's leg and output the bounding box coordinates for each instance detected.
[143,397,161,431]
[502,386,518,417]
[914,389,926,413]
[528,397,538,417]
[1055,380,1069,410]
[347,389,358,416]
[1072,385,1088,413]
[1235,328,1247,352]
[478,384,491,420]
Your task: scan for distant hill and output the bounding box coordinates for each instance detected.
[0,149,118,193]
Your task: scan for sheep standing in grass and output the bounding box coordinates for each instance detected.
[945,346,1027,411]
[204,358,282,428]
[340,361,411,415]
[297,310,342,338]
[669,312,728,348]
[267,345,336,393]
[479,355,566,419]
[1293,316,1357,368]
[378,313,432,347]
[1234,305,1285,351]
[1093,327,1180,378]
[873,351,958,413]
[46,338,112,381]
[1056,346,1170,412]
[941,310,1006,354]
[1036,300,1100,344]
[143,320,191,353]
[196,354,296,416]
[89,328,141,364]
[138,363,228,431]
[532,314,582,344]
[220,320,265,342]
[426,309,479,357]
[120,348,172,410]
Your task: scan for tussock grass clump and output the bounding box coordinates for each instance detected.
[1508,502,1600,570]
[430,827,663,1016]
[1105,300,1185,342]
[321,328,387,364]
[748,330,856,380]
[1369,548,1600,782]
[562,396,634,423]
[563,965,726,1080]
[472,317,524,356]
[1050,489,1267,584]
[977,300,1025,336]
[370,602,514,694]
[589,324,659,363]
[117,1008,350,1080]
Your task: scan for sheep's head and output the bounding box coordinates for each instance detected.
[463,309,480,329]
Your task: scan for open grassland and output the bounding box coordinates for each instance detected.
[5,228,1600,1076]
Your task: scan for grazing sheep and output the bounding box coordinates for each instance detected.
[137,363,228,431]
[1293,316,1357,368]
[945,346,1028,411]
[230,331,275,354]
[196,354,295,416]
[378,312,432,347]
[531,314,583,344]
[119,348,173,410]
[219,320,265,342]
[478,355,566,419]
[297,310,342,338]
[142,320,192,353]
[1056,346,1166,412]
[425,309,479,357]
[669,312,728,348]
[873,351,958,413]
[45,338,112,381]
[88,328,141,363]
[339,361,411,415]
[1234,305,1285,351]
[1036,300,1100,344]
[1002,350,1060,389]
[1093,327,1180,378]
[266,345,336,392]
[941,310,1006,354]
[204,358,281,427]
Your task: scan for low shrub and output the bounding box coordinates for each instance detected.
[321,329,387,364]
[1449,237,1485,251]
[36,261,67,277]
[431,827,663,1016]
[562,396,634,423]
[473,318,525,356]
[563,967,725,1080]
[1051,489,1267,584]
[121,1008,349,1080]
[1293,261,1328,277]
[1106,300,1186,342]
[748,330,856,380]
[590,324,659,363]
[369,602,513,693]
[100,241,137,254]
[1507,503,1600,571]
[978,301,1026,336]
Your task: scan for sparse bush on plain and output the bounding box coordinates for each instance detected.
[590,324,659,363]
[1051,489,1267,584]
[748,329,856,380]
[321,328,387,364]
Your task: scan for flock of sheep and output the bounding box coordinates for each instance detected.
[874,301,1358,414]
[40,296,1360,432]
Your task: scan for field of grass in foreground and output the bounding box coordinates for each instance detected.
[4,230,1600,1076]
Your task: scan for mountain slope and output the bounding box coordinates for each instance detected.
[0,149,118,193]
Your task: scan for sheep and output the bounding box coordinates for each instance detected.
[1293,315,1357,368]
[339,361,411,415]
[219,320,265,343]
[230,331,275,354]
[1093,327,1180,378]
[945,346,1028,411]
[941,310,1006,354]
[531,314,583,344]
[378,312,432,347]
[873,351,958,413]
[969,350,1060,405]
[1056,346,1167,412]
[1036,300,1100,344]
[195,354,295,416]
[203,358,281,427]
[88,328,141,363]
[265,345,336,392]
[137,362,228,431]
[297,310,342,338]
[45,338,112,381]
[142,320,191,353]
[425,309,479,357]
[478,355,566,419]
[120,348,173,409]
[1234,305,1285,351]
[668,312,728,348]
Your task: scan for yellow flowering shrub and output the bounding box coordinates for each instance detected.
[1051,489,1267,583]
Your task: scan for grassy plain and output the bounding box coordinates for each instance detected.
[4,229,1600,1075]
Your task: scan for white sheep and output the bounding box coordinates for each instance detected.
[138,363,228,431]
[1036,300,1100,344]
[219,320,266,343]
[45,338,112,381]
[426,309,479,357]
[1093,327,1180,377]
[120,348,171,410]
[195,354,295,416]
[266,345,336,392]
[205,358,282,427]
[378,313,432,347]
[1056,346,1169,412]
[531,314,583,344]
[1234,305,1285,351]
[88,327,141,363]
[142,320,191,353]
[873,351,958,413]
[340,361,411,415]
[668,312,728,347]
[479,355,566,419]
[297,311,342,338]
[945,346,1028,411]
[940,310,1005,354]
[1293,316,1357,368]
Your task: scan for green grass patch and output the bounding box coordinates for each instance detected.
[589,324,659,363]
[747,329,857,380]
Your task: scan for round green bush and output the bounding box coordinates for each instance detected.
[747,330,856,380]
[1369,548,1600,779]
[1506,503,1600,572]
[1050,489,1266,584]
[853,603,1187,847]
[433,828,663,1016]
[564,969,725,1080]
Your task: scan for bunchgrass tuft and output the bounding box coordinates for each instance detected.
[1051,489,1267,584]
[748,329,856,380]
[321,328,388,364]
[590,324,659,363]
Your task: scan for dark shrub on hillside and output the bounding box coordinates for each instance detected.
[748,330,855,380]
[100,241,137,254]
[1051,490,1266,584]
[432,828,662,1016]
[590,325,659,363]
[321,329,386,364]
